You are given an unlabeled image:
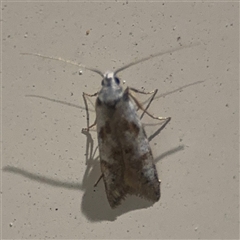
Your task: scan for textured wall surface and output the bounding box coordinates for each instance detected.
[2,1,239,239]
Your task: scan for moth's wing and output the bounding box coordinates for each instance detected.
[96,100,129,208]
[115,92,160,202]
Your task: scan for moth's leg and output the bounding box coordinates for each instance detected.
[129,87,158,120]
[94,173,103,187]
[82,92,98,131]
[128,88,171,121]
[82,92,101,186]
[83,92,98,97]
[129,87,156,95]
[82,119,97,132]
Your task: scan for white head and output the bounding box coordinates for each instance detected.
[98,71,123,107]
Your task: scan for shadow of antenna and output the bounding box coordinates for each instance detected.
[155,145,185,163]
[25,94,95,112]
[3,166,83,190]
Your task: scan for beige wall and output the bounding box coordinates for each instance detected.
[2,2,239,239]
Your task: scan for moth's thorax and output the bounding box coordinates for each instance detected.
[98,71,123,107]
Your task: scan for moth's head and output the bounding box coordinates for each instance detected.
[101,71,120,87]
[98,71,123,107]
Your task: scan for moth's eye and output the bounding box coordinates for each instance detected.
[115,77,120,85]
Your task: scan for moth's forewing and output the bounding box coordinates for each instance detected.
[114,90,160,202]
[96,88,160,208]
[95,98,129,208]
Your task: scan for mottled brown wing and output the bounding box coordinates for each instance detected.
[96,90,160,208]
[96,99,129,208]
[113,91,160,202]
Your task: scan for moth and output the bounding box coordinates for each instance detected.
[22,44,197,208]
[86,73,170,208]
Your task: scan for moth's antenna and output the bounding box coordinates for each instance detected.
[114,43,200,75]
[20,52,104,78]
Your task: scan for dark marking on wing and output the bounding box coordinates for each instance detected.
[122,90,129,101]
[124,146,134,155]
[96,97,102,106]
[99,120,112,141]
[121,118,140,136]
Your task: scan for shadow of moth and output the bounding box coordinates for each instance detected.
[22,43,198,208]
